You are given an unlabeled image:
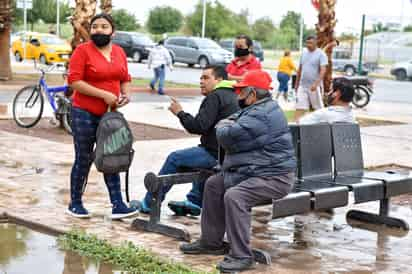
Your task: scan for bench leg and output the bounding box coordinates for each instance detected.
[130,190,191,242]
[252,248,272,265]
[346,198,409,230]
[131,218,191,242]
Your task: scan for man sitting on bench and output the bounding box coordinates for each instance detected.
[180,70,296,272]
[139,65,239,215]
[299,77,356,124]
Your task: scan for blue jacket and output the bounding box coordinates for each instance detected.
[216,97,296,189]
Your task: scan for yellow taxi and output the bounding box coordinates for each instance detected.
[11,32,72,64]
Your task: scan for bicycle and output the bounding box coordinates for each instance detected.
[12,63,72,134]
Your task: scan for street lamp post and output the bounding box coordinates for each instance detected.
[201,0,206,37]
[56,0,60,37]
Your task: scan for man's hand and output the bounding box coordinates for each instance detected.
[168,97,183,115]
[310,83,318,92]
[216,119,235,128]
[116,94,130,108]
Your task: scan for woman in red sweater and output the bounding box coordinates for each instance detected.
[67,13,138,219]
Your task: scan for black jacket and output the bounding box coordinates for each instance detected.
[177,81,240,158]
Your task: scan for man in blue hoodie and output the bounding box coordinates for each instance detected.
[180,70,296,272]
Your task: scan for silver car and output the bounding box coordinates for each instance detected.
[164,36,233,68]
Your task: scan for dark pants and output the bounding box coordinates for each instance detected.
[277,72,290,92]
[150,65,166,93]
[70,107,123,206]
[200,172,294,258]
[143,146,217,207]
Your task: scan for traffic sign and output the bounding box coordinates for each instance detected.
[17,0,32,10]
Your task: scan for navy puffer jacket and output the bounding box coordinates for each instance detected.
[216,97,296,189]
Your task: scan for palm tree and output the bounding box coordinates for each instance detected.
[0,0,13,80]
[316,0,337,93]
[100,0,113,14]
[70,0,97,50]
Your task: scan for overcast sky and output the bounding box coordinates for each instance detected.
[84,0,412,34]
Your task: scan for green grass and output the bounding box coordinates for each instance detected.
[57,230,214,274]
[284,110,295,122]
[132,78,198,88]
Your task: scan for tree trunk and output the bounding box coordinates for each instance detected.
[316,0,337,93]
[100,0,113,14]
[0,0,13,80]
[70,0,97,50]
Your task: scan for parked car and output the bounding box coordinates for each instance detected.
[10,31,24,47]
[164,36,233,68]
[332,48,373,76]
[219,39,265,62]
[112,31,155,62]
[11,32,71,64]
[390,60,412,81]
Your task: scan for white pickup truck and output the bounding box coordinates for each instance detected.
[391,60,412,81]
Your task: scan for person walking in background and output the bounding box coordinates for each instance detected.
[276,50,296,101]
[226,35,262,81]
[294,35,328,121]
[148,40,173,95]
[67,13,138,220]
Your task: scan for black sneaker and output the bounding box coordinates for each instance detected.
[180,240,229,255]
[217,256,255,272]
[66,202,90,219]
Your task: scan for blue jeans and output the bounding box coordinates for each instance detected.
[143,146,217,207]
[150,65,166,93]
[70,107,123,205]
[277,72,290,92]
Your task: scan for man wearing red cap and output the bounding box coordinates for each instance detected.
[180,70,296,272]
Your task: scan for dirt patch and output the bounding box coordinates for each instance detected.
[0,118,193,144]
[356,117,405,127]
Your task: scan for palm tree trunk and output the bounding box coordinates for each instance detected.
[100,0,113,14]
[70,0,97,50]
[317,0,337,93]
[0,0,13,80]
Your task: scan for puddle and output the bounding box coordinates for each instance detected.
[0,223,121,274]
[249,203,412,273]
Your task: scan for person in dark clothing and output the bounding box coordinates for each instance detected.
[139,65,240,215]
[180,70,296,272]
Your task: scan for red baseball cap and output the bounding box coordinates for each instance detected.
[233,70,273,93]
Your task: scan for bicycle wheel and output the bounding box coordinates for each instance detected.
[61,108,72,135]
[12,85,44,128]
[352,86,370,108]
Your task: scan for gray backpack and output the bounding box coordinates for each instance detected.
[94,111,134,201]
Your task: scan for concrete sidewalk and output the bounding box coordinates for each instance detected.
[0,124,411,273]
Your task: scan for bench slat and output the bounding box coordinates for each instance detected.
[272,192,312,218]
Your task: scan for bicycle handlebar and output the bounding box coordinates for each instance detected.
[33,59,66,76]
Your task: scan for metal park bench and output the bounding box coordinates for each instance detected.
[131,123,412,265]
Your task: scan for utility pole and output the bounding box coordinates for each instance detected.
[201,0,206,37]
[23,0,27,61]
[299,0,304,53]
[56,0,60,37]
[358,14,366,75]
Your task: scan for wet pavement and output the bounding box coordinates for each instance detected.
[0,223,120,274]
[1,128,412,274]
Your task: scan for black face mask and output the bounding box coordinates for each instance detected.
[327,90,337,105]
[234,47,250,57]
[238,98,248,109]
[91,33,112,48]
